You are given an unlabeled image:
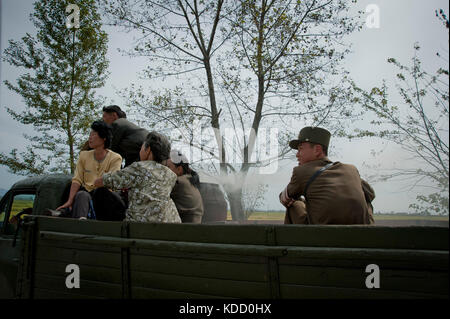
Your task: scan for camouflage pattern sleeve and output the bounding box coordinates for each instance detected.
[102,162,141,190]
[103,161,181,223]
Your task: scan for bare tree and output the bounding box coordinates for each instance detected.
[103,0,363,220]
[241,182,268,220]
[352,40,449,215]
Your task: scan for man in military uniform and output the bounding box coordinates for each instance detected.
[102,105,150,167]
[280,126,375,225]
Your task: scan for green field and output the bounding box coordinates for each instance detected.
[11,200,34,215]
[228,211,450,221]
[0,199,34,222]
[2,199,448,223]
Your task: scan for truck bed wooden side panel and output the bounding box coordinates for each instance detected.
[16,216,449,299]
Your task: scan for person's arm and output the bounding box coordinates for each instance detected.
[102,163,139,190]
[280,167,304,207]
[361,179,376,224]
[57,152,85,210]
[71,152,85,187]
[94,177,104,188]
[56,182,81,210]
[361,179,375,203]
[279,187,295,208]
[95,153,124,189]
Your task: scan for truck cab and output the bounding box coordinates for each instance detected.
[0,173,229,298]
[0,174,72,298]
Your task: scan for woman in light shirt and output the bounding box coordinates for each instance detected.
[56,120,125,220]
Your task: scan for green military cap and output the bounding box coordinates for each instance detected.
[289,126,331,150]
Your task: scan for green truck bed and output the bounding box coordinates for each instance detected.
[15,216,449,299]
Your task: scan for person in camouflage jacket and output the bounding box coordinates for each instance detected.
[94,131,181,223]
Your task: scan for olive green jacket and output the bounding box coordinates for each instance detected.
[170,175,204,223]
[285,157,375,225]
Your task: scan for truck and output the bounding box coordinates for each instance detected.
[0,174,448,299]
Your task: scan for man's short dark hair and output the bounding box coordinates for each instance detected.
[102,105,126,118]
[91,120,113,149]
[143,131,171,163]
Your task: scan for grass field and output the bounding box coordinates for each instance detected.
[228,211,450,221]
[11,200,34,215]
[2,199,448,223]
[0,199,34,222]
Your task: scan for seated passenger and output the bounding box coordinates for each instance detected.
[280,126,375,224]
[56,121,126,220]
[167,149,204,223]
[94,132,181,223]
[102,105,150,167]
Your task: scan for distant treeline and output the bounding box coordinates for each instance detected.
[257,210,412,215]
[0,195,35,201]
[251,210,447,217]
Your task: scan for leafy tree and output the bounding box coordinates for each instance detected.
[436,8,449,29]
[213,0,363,219]
[103,0,363,220]
[352,11,449,215]
[1,0,109,175]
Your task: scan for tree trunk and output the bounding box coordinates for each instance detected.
[204,57,246,220]
[68,30,77,174]
[225,186,246,222]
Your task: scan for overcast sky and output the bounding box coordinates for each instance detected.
[0,0,448,213]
